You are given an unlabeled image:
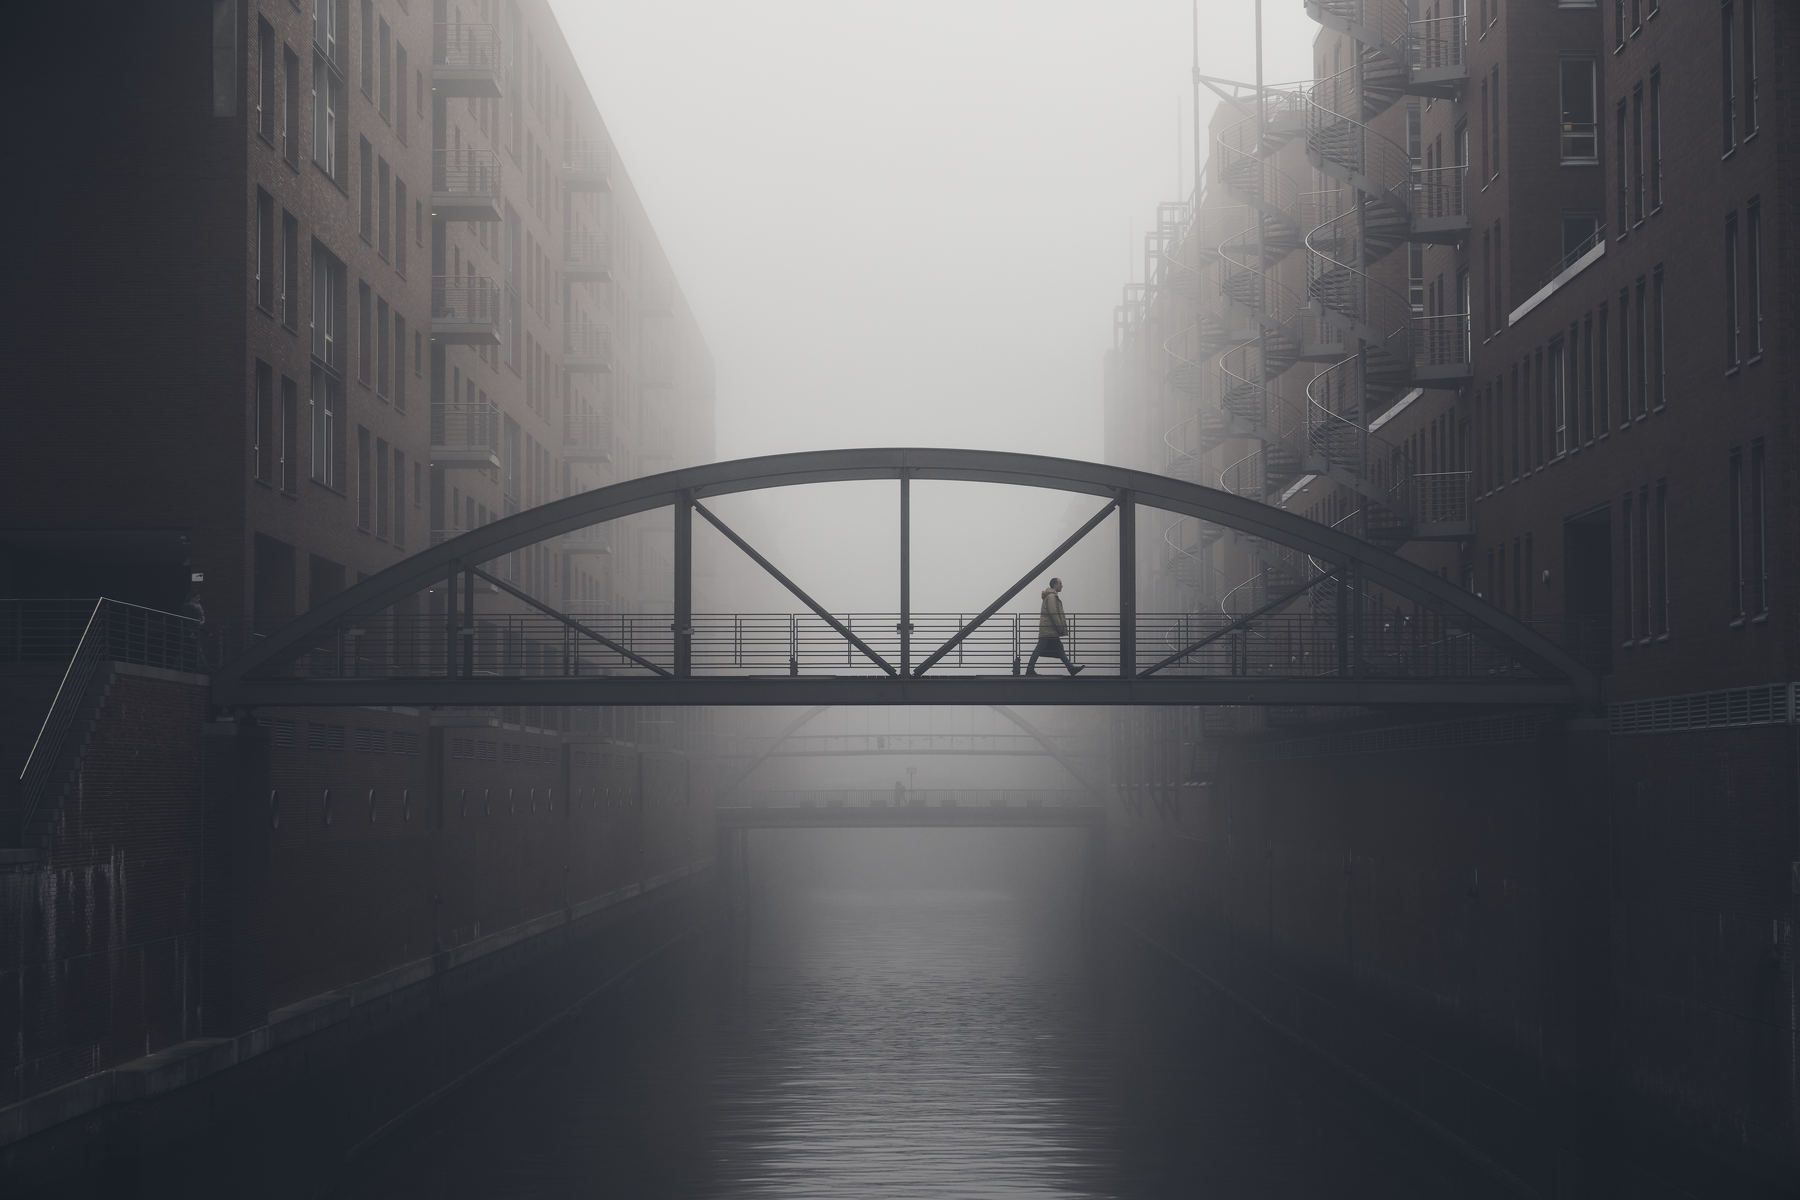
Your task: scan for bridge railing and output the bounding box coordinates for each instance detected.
[246,607,1555,682]
[723,788,1094,810]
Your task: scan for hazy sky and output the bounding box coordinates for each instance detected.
[551,1,1319,613]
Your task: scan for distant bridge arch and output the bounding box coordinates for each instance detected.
[212,448,1596,710]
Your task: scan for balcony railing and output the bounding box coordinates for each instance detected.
[1413,311,1472,379]
[1412,164,1467,226]
[563,230,613,279]
[1410,471,1472,529]
[431,399,501,468]
[431,148,503,221]
[562,140,612,190]
[432,277,503,344]
[564,320,613,370]
[563,406,613,461]
[433,23,503,96]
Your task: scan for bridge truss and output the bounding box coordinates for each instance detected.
[212,449,1596,710]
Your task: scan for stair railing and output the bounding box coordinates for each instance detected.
[13,598,200,841]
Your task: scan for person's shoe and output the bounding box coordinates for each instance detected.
[1068,664,1086,677]
[1025,667,1039,676]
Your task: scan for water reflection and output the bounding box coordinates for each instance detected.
[340,829,1504,1198]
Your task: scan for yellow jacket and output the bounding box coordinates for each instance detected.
[1038,587,1068,638]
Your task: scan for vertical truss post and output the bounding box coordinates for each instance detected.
[1118,490,1136,678]
[898,472,912,677]
[444,562,460,677]
[673,491,693,677]
[461,568,476,677]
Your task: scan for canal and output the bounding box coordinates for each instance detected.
[322,828,1510,1199]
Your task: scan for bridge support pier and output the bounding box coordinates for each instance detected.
[198,717,271,1036]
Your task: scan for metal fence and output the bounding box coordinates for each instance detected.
[249,607,1557,683]
[725,789,1093,811]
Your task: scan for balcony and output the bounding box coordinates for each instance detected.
[432,149,503,223]
[562,141,612,191]
[1412,312,1473,385]
[562,230,612,282]
[432,277,503,345]
[564,320,613,372]
[563,406,613,463]
[556,526,612,555]
[1409,471,1472,540]
[432,22,502,97]
[431,398,501,470]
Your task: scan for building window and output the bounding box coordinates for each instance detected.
[1651,481,1668,637]
[359,137,373,241]
[377,158,391,259]
[395,44,408,143]
[359,0,373,97]
[1614,100,1628,233]
[1562,213,1600,266]
[1630,83,1645,223]
[395,179,407,276]
[280,211,298,329]
[1559,59,1597,163]
[1614,0,1625,49]
[255,188,275,313]
[254,360,274,483]
[378,17,391,120]
[257,17,276,144]
[1729,447,1744,618]
[311,50,344,181]
[1549,338,1567,457]
[375,436,390,539]
[310,365,342,489]
[376,296,390,398]
[357,280,372,384]
[1721,2,1736,152]
[357,426,372,530]
[1648,69,1662,210]
[1724,213,1740,368]
[1595,304,1610,434]
[393,449,407,549]
[1749,439,1767,616]
[1616,288,1632,428]
[394,315,407,410]
[1580,316,1595,443]
[1623,491,1638,644]
[283,46,300,166]
[1480,77,1490,181]
[1651,267,1665,408]
[1635,278,1649,416]
[1746,199,1763,358]
[280,376,299,494]
[1489,66,1501,178]
[1742,0,1758,138]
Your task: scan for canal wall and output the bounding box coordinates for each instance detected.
[1,668,724,1178]
[1107,712,1798,1198]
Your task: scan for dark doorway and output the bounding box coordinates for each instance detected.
[1562,506,1612,673]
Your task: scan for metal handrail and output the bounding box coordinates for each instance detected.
[565,319,613,360]
[431,397,500,451]
[432,277,502,326]
[564,230,612,269]
[434,22,502,72]
[563,140,612,177]
[13,598,201,840]
[432,148,501,197]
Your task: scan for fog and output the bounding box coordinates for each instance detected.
[552,1,1317,615]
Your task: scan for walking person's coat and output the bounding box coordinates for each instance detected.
[1038,587,1068,640]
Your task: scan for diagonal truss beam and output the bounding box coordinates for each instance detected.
[692,500,896,676]
[915,498,1119,677]
[470,565,672,677]
[1140,567,1340,677]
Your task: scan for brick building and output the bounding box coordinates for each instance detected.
[1,0,728,1124]
[1103,0,1798,1185]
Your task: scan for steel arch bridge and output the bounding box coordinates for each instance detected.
[212,449,1597,710]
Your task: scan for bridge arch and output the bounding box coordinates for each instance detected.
[214,448,1596,709]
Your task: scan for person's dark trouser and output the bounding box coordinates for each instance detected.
[1028,636,1074,673]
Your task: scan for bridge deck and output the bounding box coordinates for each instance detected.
[717,804,1105,830]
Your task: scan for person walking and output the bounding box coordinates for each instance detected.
[1026,577,1084,676]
